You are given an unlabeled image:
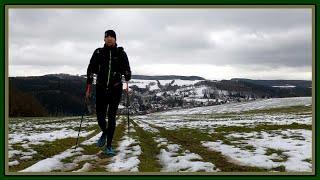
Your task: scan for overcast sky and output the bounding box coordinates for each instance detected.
[8,8,312,80]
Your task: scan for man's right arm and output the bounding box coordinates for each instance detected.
[86,49,99,98]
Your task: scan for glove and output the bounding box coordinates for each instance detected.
[85,84,91,102]
[124,71,131,81]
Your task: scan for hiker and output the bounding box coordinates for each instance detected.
[85,30,131,156]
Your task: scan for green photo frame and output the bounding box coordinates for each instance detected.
[1,0,318,179]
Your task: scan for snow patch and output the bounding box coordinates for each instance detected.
[81,132,102,145]
[20,147,83,172]
[73,155,98,163]
[9,160,20,166]
[73,163,93,172]
[106,135,141,172]
[133,119,159,133]
[9,129,95,145]
[154,137,219,172]
[202,129,312,172]
[20,156,33,160]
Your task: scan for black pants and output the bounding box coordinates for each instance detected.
[96,83,122,148]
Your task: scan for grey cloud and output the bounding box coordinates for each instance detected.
[8,8,312,79]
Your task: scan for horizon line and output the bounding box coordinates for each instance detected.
[8,73,312,81]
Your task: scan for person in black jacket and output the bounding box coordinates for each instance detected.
[85,30,131,156]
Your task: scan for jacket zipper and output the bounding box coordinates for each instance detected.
[106,50,112,87]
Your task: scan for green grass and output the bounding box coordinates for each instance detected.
[214,122,312,134]
[10,143,26,152]
[302,158,312,163]
[265,148,289,163]
[131,120,162,172]
[272,165,286,172]
[289,135,306,141]
[38,117,86,125]
[67,124,100,132]
[240,145,256,152]
[87,164,107,172]
[241,105,311,115]
[265,148,284,156]
[9,137,82,172]
[9,158,42,172]
[225,135,250,141]
[9,127,100,172]
[61,154,79,164]
[112,116,127,148]
[151,126,267,172]
[9,145,28,166]
[215,134,254,153]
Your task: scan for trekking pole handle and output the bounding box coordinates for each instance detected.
[125,81,129,93]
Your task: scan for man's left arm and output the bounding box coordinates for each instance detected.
[121,50,131,81]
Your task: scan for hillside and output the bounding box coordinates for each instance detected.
[9,74,312,117]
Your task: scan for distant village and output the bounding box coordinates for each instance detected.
[117,79,258,115]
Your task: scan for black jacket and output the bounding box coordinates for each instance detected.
[86,44,131,89]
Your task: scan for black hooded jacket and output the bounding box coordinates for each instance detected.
[86,44,131,89]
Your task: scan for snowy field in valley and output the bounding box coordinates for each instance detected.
[156,97,312,115]
[8,97,313,174]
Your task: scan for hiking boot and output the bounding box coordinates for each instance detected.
[104,146,116,156]
[96,132,107,147]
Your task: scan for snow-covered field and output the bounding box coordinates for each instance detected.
[202,129,312,172]
[8,97,313,174]
[133,97,313,173]
[155,136,219,172]
[156,97,312,115]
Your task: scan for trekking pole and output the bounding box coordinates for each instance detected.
[126,81,130,137]
[74,98,89,149]
[74,113,84,149]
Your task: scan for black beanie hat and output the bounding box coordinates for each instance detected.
[105,30,116,40]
